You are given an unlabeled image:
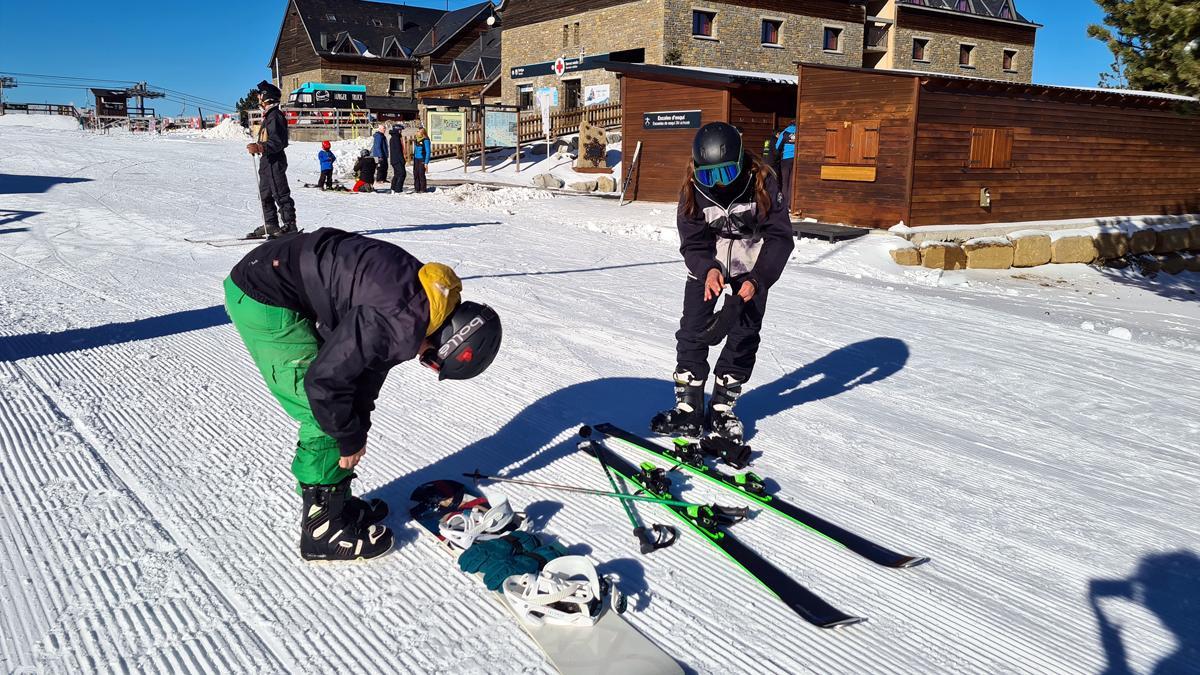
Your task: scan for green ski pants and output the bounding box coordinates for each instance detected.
[223,276,351,487]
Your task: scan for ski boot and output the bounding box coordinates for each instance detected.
[650,370,706,439]
[245,225,266,240]
[706,373,745,444]
[300,476,393,561]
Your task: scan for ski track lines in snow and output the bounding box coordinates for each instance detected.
[1,125,1198,674]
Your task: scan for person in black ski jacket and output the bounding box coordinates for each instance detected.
[352,150,377,192]
[224,228,502,562]
[388,125,407,194]
[371,124,389,185]
[651,122,795,444]
[246,80,297,239]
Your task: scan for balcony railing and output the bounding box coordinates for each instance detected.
[865,20,891,53]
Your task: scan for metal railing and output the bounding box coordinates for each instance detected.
[1,103,83,117]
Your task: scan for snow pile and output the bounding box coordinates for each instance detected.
[198,118,250,140]
[328,137,372,177]
[441,183,554,210]
[0,114,81,131]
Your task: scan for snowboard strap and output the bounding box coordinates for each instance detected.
[438,494,516,550]
[502,556,605,628]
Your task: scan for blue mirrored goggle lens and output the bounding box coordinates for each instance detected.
[695,162,741,187]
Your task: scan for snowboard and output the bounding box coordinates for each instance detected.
[409,480,683,675]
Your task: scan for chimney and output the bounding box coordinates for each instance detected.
[319,32,328,49]
[397,13,404,30]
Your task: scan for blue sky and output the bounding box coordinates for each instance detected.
[1,0,1115,112]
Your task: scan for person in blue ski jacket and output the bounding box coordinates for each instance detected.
[773,123,796,210]
[371,124,389,185]
[412,128,432,193]
[316,140,336,190]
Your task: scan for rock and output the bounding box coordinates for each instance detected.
[1008,231,1052,268]
[889,245,921,266]
[921,242,967,270]
[606,132,622,144]
[575,120,608,170]
[1154,227,1192,254]
[1051,235,1098,264]
[531,173,563,189]
[963,238,1014,269]
[1094,231,1130,260]
[1184,252,1200,273]
[569,180,598,192]
[1190,224,1200,251]
[1129,229,1157,254]
[1157,252,1186,275]
[595,175,617,192]
[1131,254,1161,276]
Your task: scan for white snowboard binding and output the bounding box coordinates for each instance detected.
[502,556,625,628]
[438,494,517,549]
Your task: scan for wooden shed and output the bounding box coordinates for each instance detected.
[90,89,130,119]
[607,63,796,204]
[792,63,1200,229]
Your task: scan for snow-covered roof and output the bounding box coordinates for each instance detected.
[890,68,1199,103]
[657,65,798,86]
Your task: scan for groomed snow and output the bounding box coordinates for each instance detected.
[1,125,1199,674]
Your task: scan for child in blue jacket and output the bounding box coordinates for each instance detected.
[317,141,336,190]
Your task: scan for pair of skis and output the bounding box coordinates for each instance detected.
[584,423,929,629]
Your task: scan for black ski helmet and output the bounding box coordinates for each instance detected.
[421,301,502,380]
[692,122,743,167]
[360,148,371,158]
[257,80,282,103]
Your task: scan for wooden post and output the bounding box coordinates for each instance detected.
[515,108,523,173]
[480,104,487,173]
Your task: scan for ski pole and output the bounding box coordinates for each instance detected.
[463,471,700,510]
[579,427,677,554]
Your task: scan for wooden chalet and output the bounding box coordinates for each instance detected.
[268,0,449,118]
[792,63,1200,228]
[90,89,130,119]
[608,63,797,204]
[415,10,502,109]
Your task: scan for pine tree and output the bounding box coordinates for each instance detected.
[235,88,262,127]
[1088,0,1200,95]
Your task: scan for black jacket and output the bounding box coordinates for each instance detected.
[677,170,794,291]
[354,156,377,181]
[258,105,289,157]
[387,129,406,167]
[230,229,429,455]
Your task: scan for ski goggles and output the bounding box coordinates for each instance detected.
[694,160,743,188]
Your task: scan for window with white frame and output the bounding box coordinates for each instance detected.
[959,43,976,68]
[912,37,930,62]
[1003,49,1018,72]
[692,10,716,38]
[823,26,843,53]
[762,19,782,46]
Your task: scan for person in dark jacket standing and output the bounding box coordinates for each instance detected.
[651,122,794,444]
[224,228,503,561]
[412,127,431,193]
[388,124,407,194]
[245,81,297,239]
[371,123,389,186]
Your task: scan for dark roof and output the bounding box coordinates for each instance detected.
[413,2,492,56]
[898,0,1038,26]
[287,0,445,63]
[365,95,418,112]
[423,28,501,88]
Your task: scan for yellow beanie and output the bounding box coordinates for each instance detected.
[418,262,462,336]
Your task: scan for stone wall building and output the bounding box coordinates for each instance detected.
[497,0,1037,108]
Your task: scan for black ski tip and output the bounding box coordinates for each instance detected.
[894,555,931,568]
[578,425,593,438]
[820,615,869,629]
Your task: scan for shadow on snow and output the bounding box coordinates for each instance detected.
[355,221,501,236]
[0,174,93,195]
[0,305,229,362]
[1089,550,1200,674]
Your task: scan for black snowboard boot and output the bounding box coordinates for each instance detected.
[706,373,745,443]
[300,477,393,562]
[650,370,706,438]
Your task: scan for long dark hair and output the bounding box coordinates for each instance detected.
[679,152,775,219]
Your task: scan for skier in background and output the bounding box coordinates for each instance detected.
[651,122,794,444]
[245,80,297,239]
[371,123,389,188]
[223,228,503,561]
[388,124,407,194]
[316,140,336,190]
[773,121,796,211]
[352,149,376,193]
[412,127,432,194]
